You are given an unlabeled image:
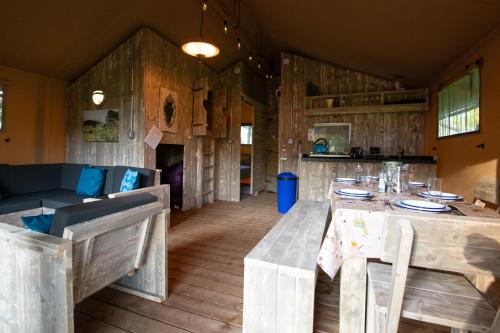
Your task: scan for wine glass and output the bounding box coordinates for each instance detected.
[427,178,443,202]
[354,163,363,182]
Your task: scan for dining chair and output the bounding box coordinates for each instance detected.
[366,218,414,333]
[473,176,499,213]
[367,211,500,333]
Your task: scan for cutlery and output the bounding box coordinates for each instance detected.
[449,205,465,216]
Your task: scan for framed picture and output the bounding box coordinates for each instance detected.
[159,88,178,133]
[83,109,119,142]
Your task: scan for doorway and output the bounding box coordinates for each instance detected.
[240,100,253,196]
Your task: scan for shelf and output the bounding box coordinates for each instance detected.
[304,89,429,116]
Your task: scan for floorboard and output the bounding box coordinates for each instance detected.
[76,193,449,333]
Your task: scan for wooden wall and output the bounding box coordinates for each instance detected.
[66,28,273,205]
[279,52,427,175]
[265,80,279,193]
[66,36,143,167]
[214,65,241,202]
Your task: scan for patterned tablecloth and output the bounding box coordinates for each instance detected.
[317,181,500,280]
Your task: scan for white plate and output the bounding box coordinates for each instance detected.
[428,191,458,198]
[334,189,373,199]
[336,177,357,183]
[408,181,425,187]
[395,200,451,212]
[401,199,446,210]
[419,191,462,199]
[337,188,371,196]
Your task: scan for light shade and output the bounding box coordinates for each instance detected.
[182,42,219,59]
[92,90,104,105]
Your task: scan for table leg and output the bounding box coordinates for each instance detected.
[340,257,367,333]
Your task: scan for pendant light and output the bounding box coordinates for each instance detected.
[182,0,219,60]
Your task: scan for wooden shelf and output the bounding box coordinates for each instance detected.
[304,89,429,116]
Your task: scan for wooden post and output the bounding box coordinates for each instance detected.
[340,257,367,333]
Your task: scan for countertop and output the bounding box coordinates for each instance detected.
[301,153,436,164]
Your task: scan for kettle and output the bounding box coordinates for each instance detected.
[313,138,328,154]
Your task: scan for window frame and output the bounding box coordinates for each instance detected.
[436,67,481,140]
[240,123,253,145]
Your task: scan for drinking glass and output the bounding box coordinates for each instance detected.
[364,176,373,188]
[427,177,443,202]
[354,163,363,181]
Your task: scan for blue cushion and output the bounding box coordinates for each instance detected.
[21,214,54,234]
[120,169,140,192]
[76,166,106,197]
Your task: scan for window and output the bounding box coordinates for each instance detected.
[241,125,252,145]
[438,68,480,138]
[0,85,3,130]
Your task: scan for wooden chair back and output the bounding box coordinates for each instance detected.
[382,211,500,331]
[378,218,414,333]
[63,201,164,304]
[473,176,499,212]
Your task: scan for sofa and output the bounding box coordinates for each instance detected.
[0,163,156,212]
[0,163,170,333]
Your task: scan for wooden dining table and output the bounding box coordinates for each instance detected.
[318,180,500,333]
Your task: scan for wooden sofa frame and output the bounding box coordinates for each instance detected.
[0,183,170,333]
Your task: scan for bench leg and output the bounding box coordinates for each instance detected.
[340,257,367,333]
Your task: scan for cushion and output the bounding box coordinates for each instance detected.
[21,214,54,234]
[3,164,62,195]
[61,163,87,191]
[0,196,41,215]
[112,166,155,193]
[120,169,140,192]
[50,193,158,237]
[76,166,106,197]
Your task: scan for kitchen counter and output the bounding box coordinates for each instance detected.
[301,153,436,164]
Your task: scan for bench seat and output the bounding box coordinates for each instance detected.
[367,262,497,331]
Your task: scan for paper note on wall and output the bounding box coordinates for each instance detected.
[144,125,163,149]
[308,128,315,141]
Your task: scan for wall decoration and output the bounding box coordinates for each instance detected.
[83,109,119,142]
[159,88,178,133]
[144,125,163,149]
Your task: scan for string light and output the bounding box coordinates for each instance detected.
[248,52,253,62]
[202,0,208,11]
[224,21,228,34]
[257,62,261,69]
[237,38,241,49]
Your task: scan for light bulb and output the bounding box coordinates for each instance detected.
[203,0,207,11]
[92,90,104,105]
[237,38,241,49]
[249,53,253,62]
[224,21,228,34]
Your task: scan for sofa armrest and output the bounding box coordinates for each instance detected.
[108,184,170,210]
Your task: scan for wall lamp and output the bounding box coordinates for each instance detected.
[91,90,105,105]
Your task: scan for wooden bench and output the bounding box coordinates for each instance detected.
[367,211,500,333]
[0,184,170,333]
[243,200,331,333]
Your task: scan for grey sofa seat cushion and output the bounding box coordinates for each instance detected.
[112,166,156,193]
[0,195,41,214]
[3,164,62,195]
[38,189,88,209]
[50,193,158,237]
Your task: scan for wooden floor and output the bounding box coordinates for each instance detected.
[75,193,448,333]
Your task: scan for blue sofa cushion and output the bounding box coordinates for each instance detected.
[120,169,140,192]
[76,167,106,197]
[50,193,158,237]
[21,214,54,234]
[112,166,155,193]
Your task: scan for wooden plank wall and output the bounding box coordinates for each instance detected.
[248,97,266,194]
[66,36,143,167]
[279,52,427,175]
[214,65,242,202]
[265,80,279,193]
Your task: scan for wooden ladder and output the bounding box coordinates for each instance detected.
[196,137,215,208]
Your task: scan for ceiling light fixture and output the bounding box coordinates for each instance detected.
[182,0,219,60]
[92,90,104,105]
